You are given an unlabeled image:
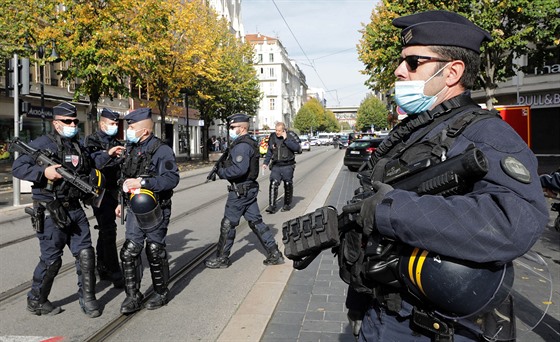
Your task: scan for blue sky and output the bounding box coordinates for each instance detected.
[242,0,377,108]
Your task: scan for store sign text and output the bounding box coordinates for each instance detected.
[518,92,560,107]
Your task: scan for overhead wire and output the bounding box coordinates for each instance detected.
[270,0,339,105]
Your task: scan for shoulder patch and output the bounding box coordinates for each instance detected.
[501,156,531,184]
[235,154,244,163]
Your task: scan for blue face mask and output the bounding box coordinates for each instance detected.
[61,126,78,138]
[126,128,141,143]
[394,63,450,115]
[104,124,118,136]
[229,128,239,140]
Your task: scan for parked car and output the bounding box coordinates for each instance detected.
[299,135,311,152]
[338,135,349,149]
[309,137,321,146]
[343,138,384,172]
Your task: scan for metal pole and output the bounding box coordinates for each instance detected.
[185,93,191,161]
[40,62,45,134]
[13,53,20,206]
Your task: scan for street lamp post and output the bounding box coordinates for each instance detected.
[37,46,46,134]
[180,88,195,161]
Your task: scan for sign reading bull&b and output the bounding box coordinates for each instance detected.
[27,105,53,119]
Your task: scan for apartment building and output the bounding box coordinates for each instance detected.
[245,33,308,131]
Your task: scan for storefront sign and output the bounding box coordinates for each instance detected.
[27,105,53,119]
[518,92,560,108]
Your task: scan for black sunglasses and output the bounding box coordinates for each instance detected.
[399,55,451,71]
[57,119,80,125]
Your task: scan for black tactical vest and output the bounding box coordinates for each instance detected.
[224,134,259,183]
[84,131,122,188]
[48,133,91,200]
[269,132,297,165]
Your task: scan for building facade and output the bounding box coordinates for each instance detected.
[471,52,560,155]
[245,33,308,131]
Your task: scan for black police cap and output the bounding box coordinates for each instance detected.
[125,108,152,124]
[100,108,120,121]
[53,102,77,117]
[393,10,492,53]
[228,113,250,124]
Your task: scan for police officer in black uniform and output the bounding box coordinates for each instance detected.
[12,102,102,318]
[262,122,301,213]
[205,113,285,268]
[85,108,125,288]
[115,108,179,313]
[341,10,549,341]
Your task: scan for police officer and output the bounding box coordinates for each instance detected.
[115,108,179,313]
[85,108,125,288]
[12,102,103,318]
[341,10,549,341]
[205,113,285,268]
[262,122,301,213]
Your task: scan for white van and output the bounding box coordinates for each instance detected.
[317,133,335,145]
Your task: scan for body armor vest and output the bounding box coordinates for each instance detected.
[269,132,296,165]
[85,132,122,188]
[122,136,172,202]
[224,134,259,183]
[48,133,91,200]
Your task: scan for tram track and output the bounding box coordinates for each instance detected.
[0,148,332,305]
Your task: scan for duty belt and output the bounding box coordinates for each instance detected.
[227,181,259,196]
[35,199,82,211]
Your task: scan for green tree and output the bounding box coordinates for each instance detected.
[294,98,324,134]
[356,94,388,132]
[189,9,261,159]
[358,0,559,108]
[324,110,341,132]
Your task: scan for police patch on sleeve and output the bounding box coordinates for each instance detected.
[235,155,244,163]
[501,156,531,184]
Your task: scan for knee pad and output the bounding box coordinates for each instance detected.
[120,239,143,262]
[220,217,236,233]
[78,247,95,268]
[271,180,280,189]
[146,241,167,260]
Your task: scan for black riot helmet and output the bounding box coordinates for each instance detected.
[129,189,163,231]
[399,246,514,319]
[89,169,106,207]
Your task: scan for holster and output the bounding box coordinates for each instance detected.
[45,199,71,229]
[25,206,45,233]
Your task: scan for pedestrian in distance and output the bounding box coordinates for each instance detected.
[262,122,301,213]
[84,108,126,289]
[205,113,285,269]
[341,10,548,341]
[115,108,179,314]
[12,102,114,318]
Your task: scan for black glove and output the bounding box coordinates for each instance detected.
[343,181,393,236]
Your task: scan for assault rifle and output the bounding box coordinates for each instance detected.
[206,149,230,183]
[10,137,101,198]
[283,145,489,270]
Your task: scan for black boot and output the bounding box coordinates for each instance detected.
[205,218,235,269]
[77,248,101,318]
[145,242,170,310]
[27,258,62,316]
[266,181,279,213]
[281,181,293,212]
[249,222,285,266]
[263,245,285,266]
[120,240,144,314]
[96,225,124,288]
